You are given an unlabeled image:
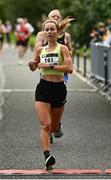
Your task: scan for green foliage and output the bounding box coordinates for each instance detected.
[29,34,36,47]
[0,1,6,21]
[10,32,16,43]
[1,0,111,46]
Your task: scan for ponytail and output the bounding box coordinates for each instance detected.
[59,16,75,32]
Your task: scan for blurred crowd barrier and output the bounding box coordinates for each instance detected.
[74,43,111,102]
[90,43,111,102]
[90,43,111,84]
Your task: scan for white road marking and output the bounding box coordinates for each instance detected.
[0,88,97,93]
[73,70,98,91]
[0,61,5,121]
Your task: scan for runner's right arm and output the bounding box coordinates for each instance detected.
[28,47,42,71]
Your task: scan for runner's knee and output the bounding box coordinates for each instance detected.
[41,122,51,132]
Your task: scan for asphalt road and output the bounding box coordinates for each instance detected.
[0,46,111,179]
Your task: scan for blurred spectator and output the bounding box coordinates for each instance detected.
[104,25,111,46]
[24,18,34,34]
[106,17,111,30]
[90,28,101,43]
[15,17,30,65]
[97,22,106,42]
[0,20,6,55]
[90,22,106,44]
[24,18,35,50]
[5,20,12,45]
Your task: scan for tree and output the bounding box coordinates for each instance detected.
[1,0,111,46]
[0,0,6,21]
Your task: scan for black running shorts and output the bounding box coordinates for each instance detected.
[16,38,29,47]
[35,79,67,108]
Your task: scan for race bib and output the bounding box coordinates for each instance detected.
[41,53,58,65]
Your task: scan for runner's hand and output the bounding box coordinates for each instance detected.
[28,60,38,71]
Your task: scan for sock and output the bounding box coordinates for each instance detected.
[44,150,50,160]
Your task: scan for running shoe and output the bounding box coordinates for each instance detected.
[45,155,56,170]
[18,59,24,65]
[54,123,63,138]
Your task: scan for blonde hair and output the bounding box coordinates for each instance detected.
[48,9,75,32]
[42,17,75,32]
[59,16,75,32]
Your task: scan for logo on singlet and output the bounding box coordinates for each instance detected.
[41,53,58,65]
